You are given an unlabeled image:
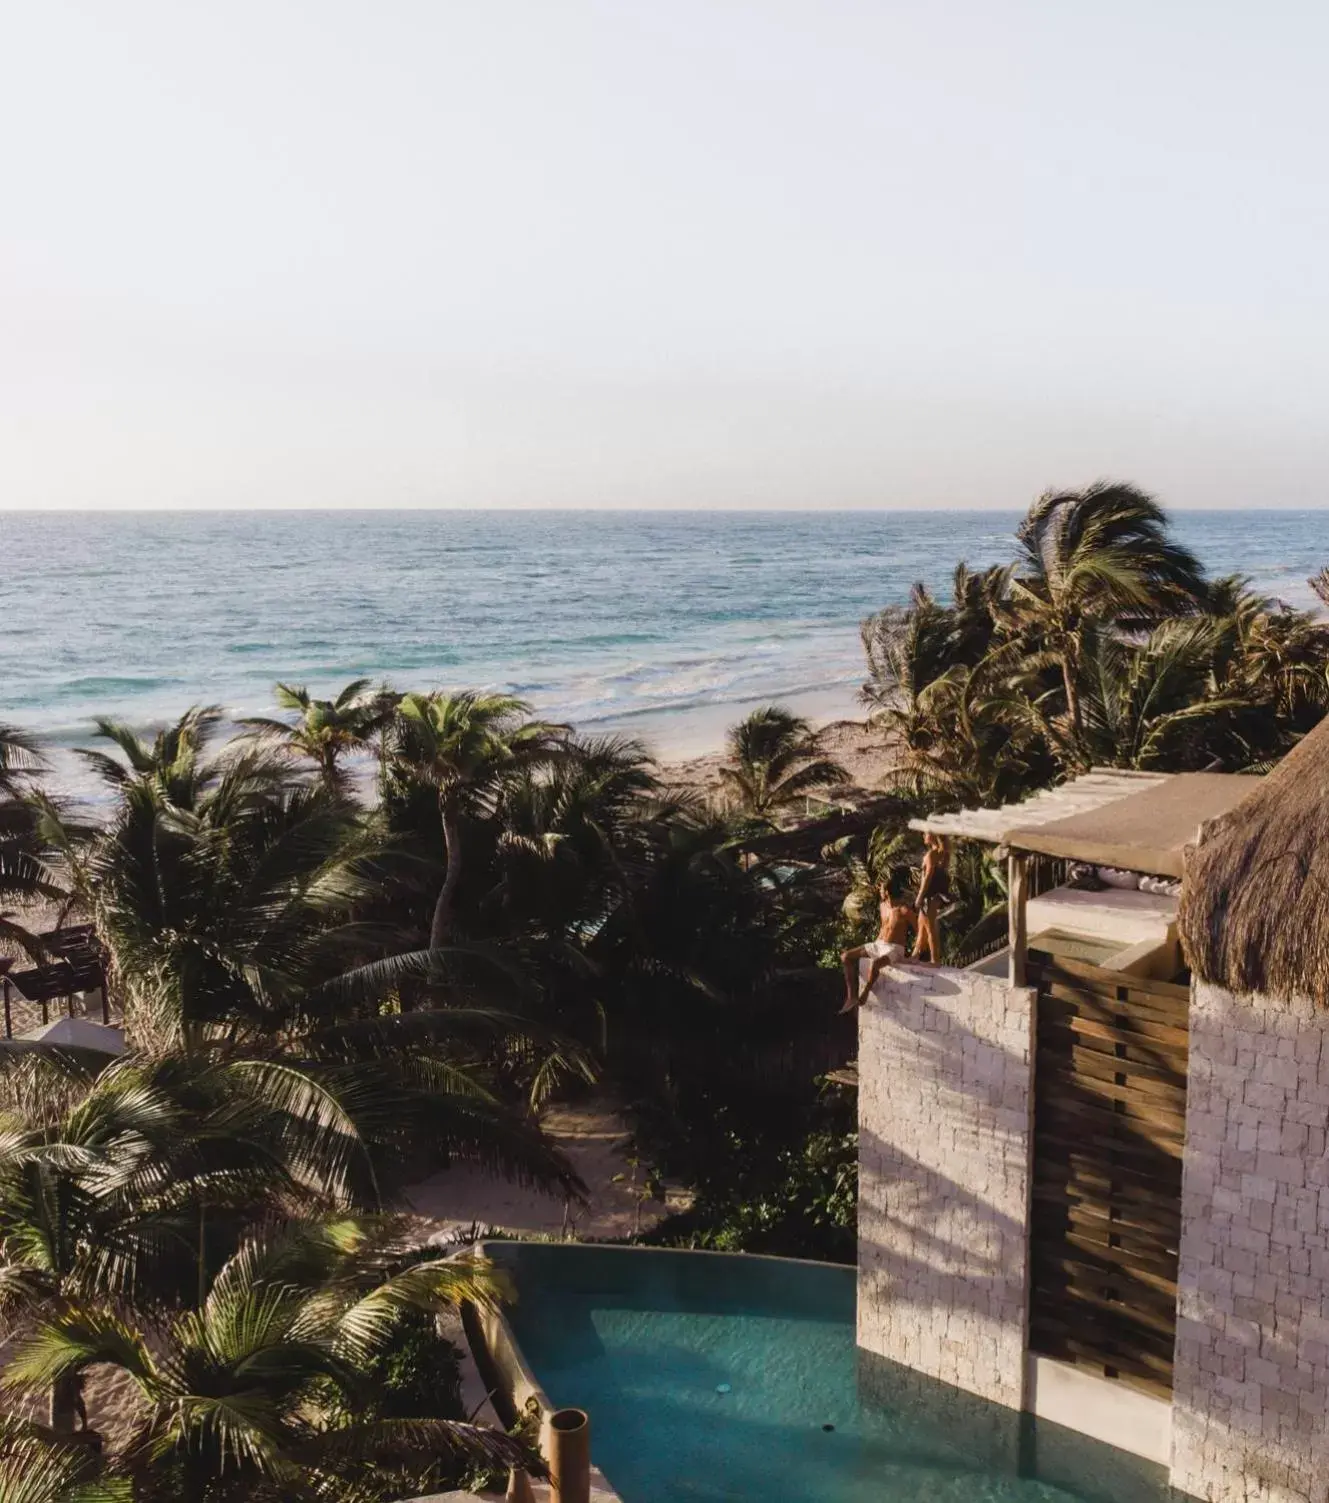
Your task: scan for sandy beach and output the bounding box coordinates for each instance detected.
[656,713,894,803]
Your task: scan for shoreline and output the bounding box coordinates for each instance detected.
[27,683,884,806]
[593,683,865,762]
[648,692,895,802]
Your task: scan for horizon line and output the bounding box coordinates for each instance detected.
[2,503,1323,516]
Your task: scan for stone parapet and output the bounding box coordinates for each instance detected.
[857,964,1036,1410]
[1171,982,1329,1503]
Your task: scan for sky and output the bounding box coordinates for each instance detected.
[3,1,1328,511]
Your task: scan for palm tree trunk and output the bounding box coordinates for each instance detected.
[429,802,462,952]
[198,1200,207,1308]
[1061,641,1086,765]
[49,1370,81,1433]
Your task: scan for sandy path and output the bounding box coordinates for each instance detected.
[408,1099,690,1243]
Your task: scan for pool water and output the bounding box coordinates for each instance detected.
[490,1243,1180,1503]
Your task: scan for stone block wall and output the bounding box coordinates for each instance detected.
[857,964,1036,1409]
[1172,981,1329,1503]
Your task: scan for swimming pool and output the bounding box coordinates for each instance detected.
[486,1242,1178,1503]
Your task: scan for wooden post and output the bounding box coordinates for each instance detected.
[1008,851,1029,988]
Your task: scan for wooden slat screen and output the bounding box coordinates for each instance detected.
[1028,954,1189,1399]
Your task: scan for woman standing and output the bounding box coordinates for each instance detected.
[911,833,951,964]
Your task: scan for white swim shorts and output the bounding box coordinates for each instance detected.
[861,940,905,962]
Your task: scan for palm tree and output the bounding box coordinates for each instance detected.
[240,680,385,793]
[0,1046,375,1430]
[1204,576,1329,756]
[491,736,662,933]
[893,659,1052,806]
[0,1422,119,1503]
[1011,618,1263,772]
[385,692,564,950]
[77,705,225,809]
[718,706,847,821]
[0,725,65,959]
[860,566,1011,769]
[0,1029,581,1435]
[1310,567,1329,609]
[79,766,380,1047]
[2,1219,537,1500]
[53,747,583,1183]
[1007,482,1208,760]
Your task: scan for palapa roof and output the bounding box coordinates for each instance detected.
[1179,718,1329,1004]
[912,768,1261,879]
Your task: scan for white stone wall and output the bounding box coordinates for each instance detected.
[857,964,1036,1409]
[1172,981,1329,1503]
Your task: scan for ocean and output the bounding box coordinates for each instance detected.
[1,509,1324,793]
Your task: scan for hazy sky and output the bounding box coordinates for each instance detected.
[4,1,1328,511]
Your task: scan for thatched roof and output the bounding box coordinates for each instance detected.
[1179,718,1329,1004]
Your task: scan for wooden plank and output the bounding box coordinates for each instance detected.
[1033,1243,1178,1299]
[1036,1088,1186,1139]
[1032,1321,1176,1375]
[1036,1052,1188,1112]
[1037,981,1190,1030]
[1032,1322,1176,1380]
[1052,1041,1188,1098]
[1033,1201,1180,1260]
[1036,1130,1183,1178]
[1033,1263,1180,1324]
[1034,1223,1180,1285]
[1031,954,1192,1005]
[1033,1170,1182,1207]
[1040,996,1190,1049]
[1036,1098,1186,1153]
[1033,960,1192,1012]
[1032,1305,1178,1365]
[1038,990,1191,1043]
[1034,1275,1180,1331]
[1036,994,1189,1045]
[1032,1183,1180,1238]
[1031,1308,1178,1375]
[1032,1297,1178,1360]
[1032,1169,1183,1220]
[1038,1021,1188,1077]
[1038,985,1191,1037]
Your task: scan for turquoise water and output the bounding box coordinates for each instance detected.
[492,1243,1179,1503]
[0,509,1321,793]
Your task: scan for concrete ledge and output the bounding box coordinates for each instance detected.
[1026,1356,1172,1467]
[461,1244,623,1502]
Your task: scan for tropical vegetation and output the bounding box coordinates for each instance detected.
[1,480,1326,1497]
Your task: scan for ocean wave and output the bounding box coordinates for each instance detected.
[52,674,189,696]
[4,510,1321,774]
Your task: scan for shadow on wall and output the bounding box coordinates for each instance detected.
[859,1123,1023,1285]
[860,962,1191,1389]
[857,965,1035,1403]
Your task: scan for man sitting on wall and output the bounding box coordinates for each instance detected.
[840,878,915,1012]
